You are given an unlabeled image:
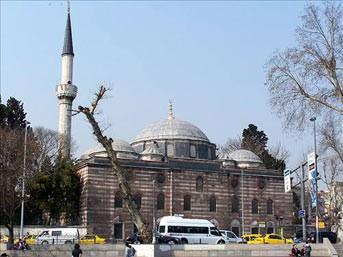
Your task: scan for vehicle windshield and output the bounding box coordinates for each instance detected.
[38,231,49,237]
[210,227,222,236]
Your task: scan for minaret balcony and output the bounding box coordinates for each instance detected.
[56,83,77,99]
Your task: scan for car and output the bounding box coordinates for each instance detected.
[125,233,143,244]
[242,234,262,243]
[219,230,246,244]
[293,230,308,243]
[156,235,181,244]
[23,235,37,245]
[252,234,293,244]
[308,231,337,244]
[0,235,9,243]
[80,234,106,244]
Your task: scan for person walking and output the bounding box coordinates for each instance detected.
[72,244,82,257]
[125,242,136,257]
[304,241,312,257]
[290,244,301,257]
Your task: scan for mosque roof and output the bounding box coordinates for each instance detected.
[228,149,263,163]
[132,101,210,144]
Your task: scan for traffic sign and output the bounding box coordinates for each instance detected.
[284,169,291,193]
[298,209,305,218]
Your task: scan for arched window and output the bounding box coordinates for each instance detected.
[133,193,142,210]
[267,199,273,214]
[157,193,165,210]
[114,191,122,208]
[266,221,274,234]
[196,176,203,192]
[209,195,216,212]
[251,198,258,214]
[184,195,191,211]
[232,195,239,213]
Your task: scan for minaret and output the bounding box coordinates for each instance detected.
[56,3,77,158]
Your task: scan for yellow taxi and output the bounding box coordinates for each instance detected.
[242,234,262,244]
[80,234,106,244]
[24,235,37,245]
[0,235,9,243]
[252,234,293,244]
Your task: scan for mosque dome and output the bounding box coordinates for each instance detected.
[132,119,209,143]
[81,138,138,160]
[228,149,264,169]
[131,102,215,160]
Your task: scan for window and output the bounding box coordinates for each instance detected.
[267,227,274,234]
[114,191,123,208]
[190,144,196,158]
[209,195,216,212]
[159,226,165,233]
[210,227,221,236]
[114,223,123,239]
[167,143,174,156]
[267,199,273,214]
[232,195,239,213]
[51,231,62,236]
[252,198,258,214]
[196,176,203,192]
[227,232,236,239]
[157,193,165,210]
[184,195,191,211]
[133,193,142,210]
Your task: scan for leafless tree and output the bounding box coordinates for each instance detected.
[0,128,38,244]
[77,86,151,242]
[265,2,343,130]
[218,136,242,155]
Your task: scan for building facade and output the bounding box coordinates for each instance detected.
[76,109,293,239]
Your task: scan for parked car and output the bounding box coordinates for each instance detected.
[23,235,37,245]
[242,234,262,243]
[293,230,309,243]
[0,235,8,243]
[125,233,143,244]
[80,234,106,244]
[36,228,80,245]
[219,230,246,244]
[156,235,181,244]
[308,231,337,244]
[251,234,293,244]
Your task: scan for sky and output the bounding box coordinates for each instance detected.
[1,0,316,169]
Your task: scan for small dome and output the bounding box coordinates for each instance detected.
[81,138,138,159]
[141,144,163,156]
[133,119,209,143]
[229,149,263,163]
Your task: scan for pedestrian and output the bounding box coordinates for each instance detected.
[125,242,136,257]
[72,243,82,257]
[290,244,300,257]
[304,241,312,257]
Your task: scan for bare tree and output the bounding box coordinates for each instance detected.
[218,136,242,155]
[77,86,151,242]
[265,2,343,130]
[0,128,38,245]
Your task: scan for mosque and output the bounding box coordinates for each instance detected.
[56,6,293,239]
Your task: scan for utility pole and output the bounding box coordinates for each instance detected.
[301,164,307,242]
[152,179,156,244]
[241,169,244,235]
[20,122,29,239]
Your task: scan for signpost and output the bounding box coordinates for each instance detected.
[284,170,291,193]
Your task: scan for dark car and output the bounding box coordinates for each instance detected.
[125,233,143,244]
[156,235,180,245]
[293,230,309,243]
[308,231,337,244]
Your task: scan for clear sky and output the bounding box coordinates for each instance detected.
[1,0,316,168]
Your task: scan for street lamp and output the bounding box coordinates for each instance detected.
[310,117,319,244]
[20,121,30,239]
[241,169,244,235]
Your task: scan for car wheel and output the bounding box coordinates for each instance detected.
[167,240,176,245]
[181,238,188,244]
[42,241,49,245]
[217,240,225,244]
[133,240,141,244]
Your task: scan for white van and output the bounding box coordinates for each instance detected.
[36,228,80,245]
[158,216,226,244]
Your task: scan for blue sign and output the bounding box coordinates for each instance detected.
[298,210,305,218]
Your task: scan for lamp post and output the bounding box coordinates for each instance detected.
[241,169,244,235]
[20,121,30,239]
[310,117,319,244]
[152,179,156,244]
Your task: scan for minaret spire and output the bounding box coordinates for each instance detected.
[56,0,77,159]
[168,100,175,121]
